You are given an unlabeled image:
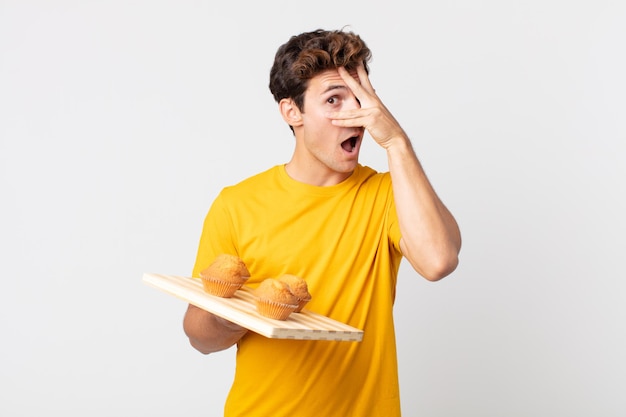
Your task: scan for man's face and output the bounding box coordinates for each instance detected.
[295,68,365,183]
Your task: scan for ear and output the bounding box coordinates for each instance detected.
[279,98,303,127]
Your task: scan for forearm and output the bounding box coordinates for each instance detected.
[386,135,461,281]
[323,65,461,278]
[183,304,248,354]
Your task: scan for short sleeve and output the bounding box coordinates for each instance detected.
[385,181,403,256]
[191,190,238,277]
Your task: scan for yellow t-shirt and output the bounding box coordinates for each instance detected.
[193,164,404,417]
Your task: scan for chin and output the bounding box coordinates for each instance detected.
[336,160,359,173]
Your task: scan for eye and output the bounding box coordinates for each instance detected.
[327,96,338,105]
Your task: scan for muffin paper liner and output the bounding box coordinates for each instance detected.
[200,276,244,298]
[255,298,298,320]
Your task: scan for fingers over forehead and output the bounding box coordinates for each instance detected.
[338,64,373,94]
[338,66,363,91]
[356,64,373,90]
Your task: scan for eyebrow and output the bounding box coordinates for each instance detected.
[322,85,349,95]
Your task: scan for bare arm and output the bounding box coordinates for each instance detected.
[331,66,462,281]
[385,138,461,280]
[183,304,248,354]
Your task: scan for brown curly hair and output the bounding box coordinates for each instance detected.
[269,29,372,112]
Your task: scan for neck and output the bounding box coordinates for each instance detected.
[284,160,354,186]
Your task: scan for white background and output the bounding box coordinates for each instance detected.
[1,1,625,416]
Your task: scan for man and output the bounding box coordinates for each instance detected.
[183,28,461,416]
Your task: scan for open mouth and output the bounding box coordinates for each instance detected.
[341,136,359,152]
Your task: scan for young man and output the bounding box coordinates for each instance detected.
[183,29,461,416]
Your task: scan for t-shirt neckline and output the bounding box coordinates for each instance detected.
[277,164,362,196]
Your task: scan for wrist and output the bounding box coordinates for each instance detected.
[385,134,414,157]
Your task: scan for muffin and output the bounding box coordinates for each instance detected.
[199,254,250,297]
[277,274,312,312]
[254,278,298,320]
